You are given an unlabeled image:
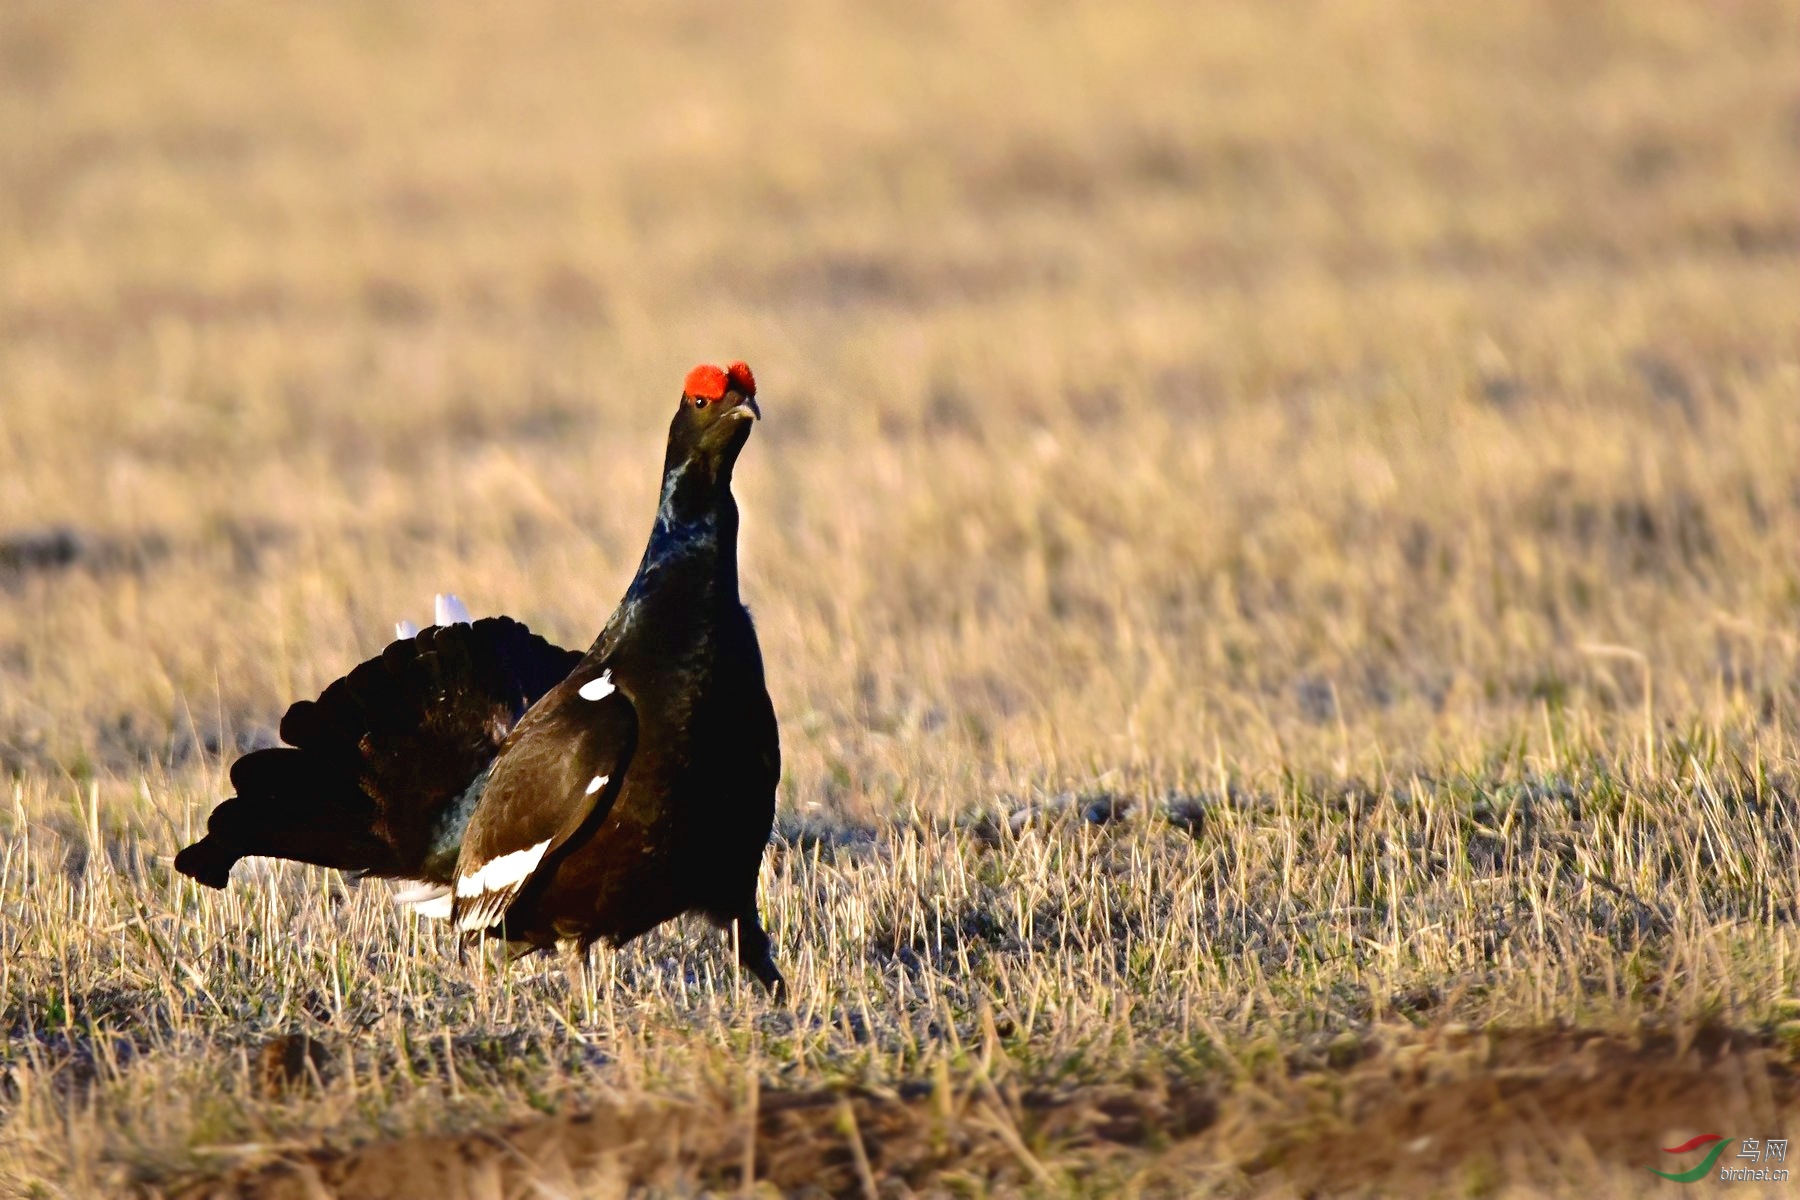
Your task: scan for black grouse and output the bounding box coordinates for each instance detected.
[175,362,784,993]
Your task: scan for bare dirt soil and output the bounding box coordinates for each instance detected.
[171,1026,1795,1198]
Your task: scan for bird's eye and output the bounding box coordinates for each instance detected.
[694,397,709,409]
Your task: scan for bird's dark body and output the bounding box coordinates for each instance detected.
[175,362,784,991]
[494,499,780,957]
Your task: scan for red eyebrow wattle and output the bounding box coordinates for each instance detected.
[684,364,729,400]
[726,361,756,397]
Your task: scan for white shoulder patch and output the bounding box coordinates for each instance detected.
[454,838,552,931]
[585,774,609,795]
[435,593,472,625]
[578,671,615,701]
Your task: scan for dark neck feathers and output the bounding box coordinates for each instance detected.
[600,451,742,661]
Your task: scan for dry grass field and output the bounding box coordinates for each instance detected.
[2,0,1799,1195]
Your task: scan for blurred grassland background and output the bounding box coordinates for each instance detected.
[1,0,1799,1194]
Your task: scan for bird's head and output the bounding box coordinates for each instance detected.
[665,361,760,481]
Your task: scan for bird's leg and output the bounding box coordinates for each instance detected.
[733,909,785,999]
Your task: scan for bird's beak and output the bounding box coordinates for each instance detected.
[728,395,761,421]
